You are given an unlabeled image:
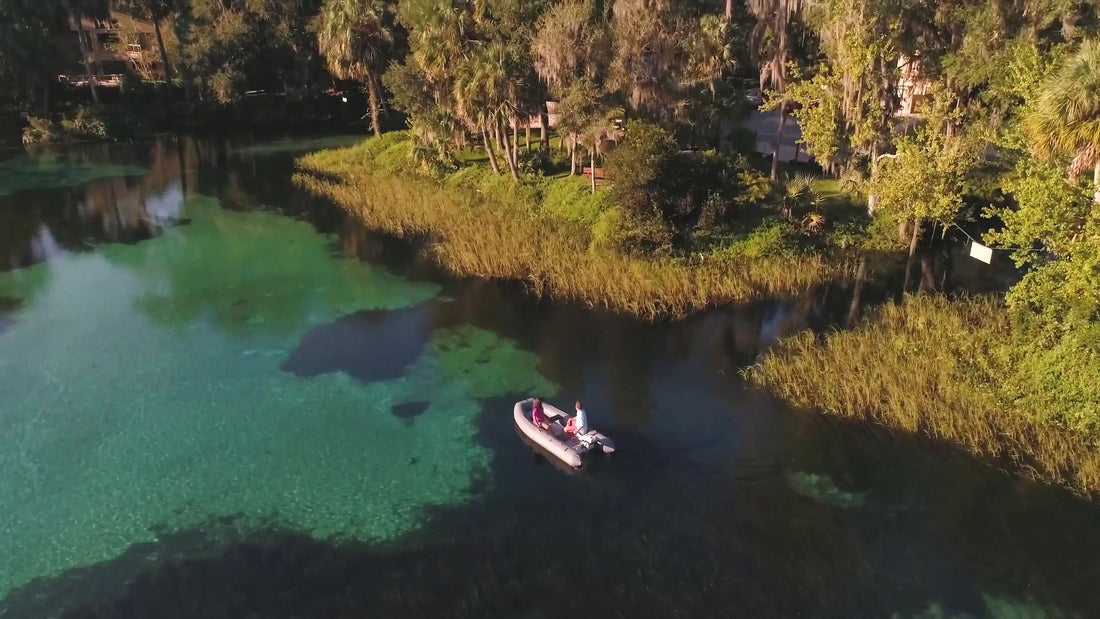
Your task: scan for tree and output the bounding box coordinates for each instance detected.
[610,0,688,124]
[680,13,742,148]
[115,0,177,82]
[0,0,108,111]
[1027,39,1100,204]
[532,0,610,155]
[454,40,521,178]
[794,0,902,186]
[532,0,607,92]
[747,0,803,180]
[184,0,325,105]
[315,0,398,137]
[869,128,983,294]
[605,120,677,218]
[991,157,1099,336]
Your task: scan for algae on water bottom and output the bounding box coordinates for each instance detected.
[0,155,147,197]
[0,196,556,598]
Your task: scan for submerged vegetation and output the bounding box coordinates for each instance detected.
[296,133,855,319]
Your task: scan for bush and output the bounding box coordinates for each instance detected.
[711,222,799,260]
[591,205,672,254]
[444,164,540,208]
[60,106,110,141]
[604,120,678,217]
[517,149,553,176]
[373,139,413,174]
[22,117,59,145]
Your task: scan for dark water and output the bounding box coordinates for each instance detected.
[1,137,1098,619]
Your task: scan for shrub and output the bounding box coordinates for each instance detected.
[517,149,553,176]
[62,107,109,141]
[540,176,614,226]
[444,164,540,208]
[22,117,59,145]
[591,205,672,254]
[604,120,677,218]
[711,222,799,260]
[373,139,413,174]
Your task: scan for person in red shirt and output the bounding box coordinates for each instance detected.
[531,398,551,431]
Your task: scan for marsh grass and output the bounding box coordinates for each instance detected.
[296,138,848,319]
[747,295,1100,496]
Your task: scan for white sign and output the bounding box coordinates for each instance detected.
[969,241,993,264]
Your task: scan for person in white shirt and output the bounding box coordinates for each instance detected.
[564,400,589,436]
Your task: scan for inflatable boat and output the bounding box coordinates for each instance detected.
[513,398,615,468]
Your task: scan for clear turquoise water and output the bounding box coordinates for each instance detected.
[0,192,554,596]
[1,139,1099,618]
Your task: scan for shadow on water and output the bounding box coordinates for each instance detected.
[280,304,434,383]
[2,136,1097,619]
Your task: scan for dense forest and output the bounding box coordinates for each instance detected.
[4,0,1100,493]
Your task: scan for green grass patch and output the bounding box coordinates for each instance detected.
[233,134,369,156]
[539,175,615,226]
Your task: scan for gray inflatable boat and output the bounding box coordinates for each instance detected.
[513,398,615,468]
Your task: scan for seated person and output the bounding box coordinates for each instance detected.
[531,398,552,431]
[564,400,589,436]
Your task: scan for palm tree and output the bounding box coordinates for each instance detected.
[315,0,397,137]
[1028,39,1100,204]
[454,42,519,179]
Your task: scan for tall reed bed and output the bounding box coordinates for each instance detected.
[747,295,1100,497]
[295,141,846,320]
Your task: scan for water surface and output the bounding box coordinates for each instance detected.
[1,137,1098,619]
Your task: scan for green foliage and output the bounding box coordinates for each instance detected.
[590,205,673,255]
[991,155,1099,336]
[371,138,413,173]
[748,295,1100,496]
[870,129,984,227]
[517,149,553,176]
[1007,324,1100,437]
[21,118,59,146]
[21,106,146,144]
[182,0,325,105]
[604,120,677,217]
[444,165,540,208]
[60,107,109,141]
[711,223,799,260]
[1026,39,1100,181]
[782,66,845,173]
[540,175,614,226]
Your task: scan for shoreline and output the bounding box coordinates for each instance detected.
[747,295,1100,498]
[293,135,855,320]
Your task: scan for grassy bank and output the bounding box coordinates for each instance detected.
[747,295,1100,496]
[294,133,855,319]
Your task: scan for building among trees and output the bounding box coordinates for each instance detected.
[60,9,165,87]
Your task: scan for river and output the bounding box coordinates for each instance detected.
[1,136,1098,618]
